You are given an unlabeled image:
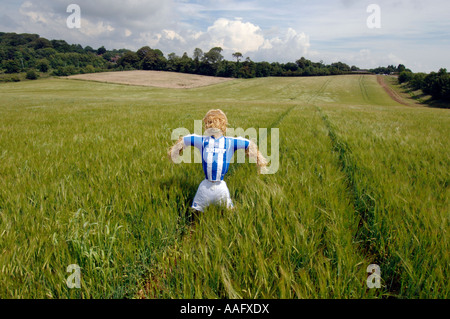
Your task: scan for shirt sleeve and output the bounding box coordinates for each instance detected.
[232,137,250,151]
[183,134,204,150]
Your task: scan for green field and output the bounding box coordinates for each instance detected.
[0,74,448,298]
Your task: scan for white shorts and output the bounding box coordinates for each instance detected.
[191,179,234,212]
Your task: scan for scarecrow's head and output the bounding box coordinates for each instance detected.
[203,109,228,134]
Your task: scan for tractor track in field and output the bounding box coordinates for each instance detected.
[308,78,333,104]
[316,106,401,297]
[376,75,412,106]
[359,75,370,103]
[302,75,401,296]
[259,78,333,145]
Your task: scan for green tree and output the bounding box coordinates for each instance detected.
[137,46,153,60]
[409,73,426,90]
[167,52,181,72]
[70,44,84,53]
[330,62,351,73]
[397,64,406,73]
[295,57,311,69]
[283,62,298,73]
[216,60,236,77]
[200,47,223,76]
[83,65,96,74]
[192,48,203,73]
[398,71,413,84]
[141,49,166,70]
[118,51,140,69]
[35,47,57,58]
[237,59,256,78]
[202,47,223,65]
[255,61,271,77]
[97,46,106,55]
[193,48,203,61]
[179,52,193,73]
[32,37,52,50]
[4,59,21,73]
[425,68,450,100]
[26,69,38,80]
[232,52,243,63]
[84,46,95,53]
[51,40,71,52]
[36,58,50,72]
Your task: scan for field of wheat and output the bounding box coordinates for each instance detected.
[0,74,448,298]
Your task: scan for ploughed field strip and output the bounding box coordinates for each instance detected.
[66,70,235,89]
[0,74,448,298]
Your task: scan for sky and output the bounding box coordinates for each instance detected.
[1,0,449,72]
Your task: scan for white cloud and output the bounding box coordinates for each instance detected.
[78,19,115,37]
[19,1,51,25]
[254,28,310,62]
[137,32,162,48]
[162,30,185,43]
[205,18,265,54]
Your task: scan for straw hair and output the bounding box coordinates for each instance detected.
[203,109,228,134]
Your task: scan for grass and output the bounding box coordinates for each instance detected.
[0,75,448,298]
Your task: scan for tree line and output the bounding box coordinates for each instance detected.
[0,32,125,80]
[1,32,362,81]
[398,68,450,101]
[369,64,410,75]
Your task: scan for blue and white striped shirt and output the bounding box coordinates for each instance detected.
[183,134,250,181]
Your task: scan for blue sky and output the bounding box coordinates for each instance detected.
[1,0,449,72]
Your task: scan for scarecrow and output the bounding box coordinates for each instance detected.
[169,109,268,212]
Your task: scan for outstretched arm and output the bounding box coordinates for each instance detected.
[168,136,185,162]
[246,140,268,174]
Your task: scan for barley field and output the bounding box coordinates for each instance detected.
[0,74,448,298]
